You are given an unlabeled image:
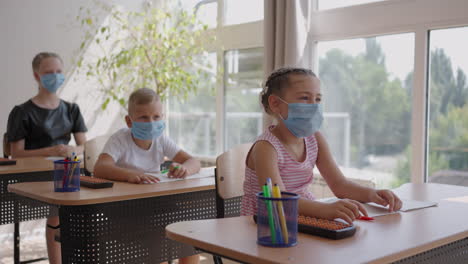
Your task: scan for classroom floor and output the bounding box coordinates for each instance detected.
[0,220,236,264]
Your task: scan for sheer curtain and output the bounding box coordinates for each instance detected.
[263,0,314,127]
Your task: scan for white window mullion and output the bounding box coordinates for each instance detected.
[215,0,224,155]
[218,0,225,26]
[215,51,225,155]
[411,28,429,184]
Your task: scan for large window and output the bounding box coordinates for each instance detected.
[317,34,414,188]
[171,0,263,157]
[171,0,468,187]
[428,26,468,186]
[310,0,468,186]
[167,53,217,157]
[224,48,263,150]
[179,0,217,28]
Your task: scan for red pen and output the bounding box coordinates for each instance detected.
[357,216,375,221]
[63,157,70,188]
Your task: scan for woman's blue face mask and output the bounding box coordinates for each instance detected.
[40,73,65,93]
[277,96,323,138]
[130,119,166,140]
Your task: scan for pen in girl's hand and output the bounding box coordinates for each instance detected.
[357,216,375,221]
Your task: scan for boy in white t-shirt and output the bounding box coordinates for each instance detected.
[94,87,201,183]
[94,88,201,264]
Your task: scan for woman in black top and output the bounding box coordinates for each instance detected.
[6,52,88,264]
[7,52,87,158]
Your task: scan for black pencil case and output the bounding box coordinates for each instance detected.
[80,176,114,189]
[0,158,16,166]
[297,215,356,240]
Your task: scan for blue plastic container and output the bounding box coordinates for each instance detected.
[53,160,81,192]
[256,191,299,247]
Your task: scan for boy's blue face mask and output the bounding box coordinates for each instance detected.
[131,119,166,140]
[277,97,323,138]
[40,73,65,93]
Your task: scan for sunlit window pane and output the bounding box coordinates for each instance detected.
[319,0,386,10]
[317,33,414,188]
[225,0,263,25]
[168,52,217,157]
[178,0,217,28]
[224,48,263,150]
[195,1,217,28]
[428,26,468,186]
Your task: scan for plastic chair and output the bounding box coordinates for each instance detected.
[213,143,252,264]
[83,134,111,175]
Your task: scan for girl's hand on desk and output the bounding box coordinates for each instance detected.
[168,163,188,179]
[318,199,368,224]
[369,189,403,212]
[128,173,160,184]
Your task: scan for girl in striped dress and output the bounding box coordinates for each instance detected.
[240,67,402,224]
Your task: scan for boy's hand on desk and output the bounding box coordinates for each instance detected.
[318,199,367,225]
[128,173,160,184]
[168,163,188,179]
[369,189,402,212]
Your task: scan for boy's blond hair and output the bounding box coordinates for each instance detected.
[128,88,161,113]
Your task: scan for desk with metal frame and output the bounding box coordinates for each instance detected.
[0,157,59,264]
[166,183,468,264]
[8,176,216,263]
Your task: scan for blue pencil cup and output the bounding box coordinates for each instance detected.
[53,160,81,192]
[256,191,299,247]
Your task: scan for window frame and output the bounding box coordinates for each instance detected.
[189,0,264,155]
[308,0,468,183]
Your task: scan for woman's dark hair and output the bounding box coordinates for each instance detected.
[260,67,316,114]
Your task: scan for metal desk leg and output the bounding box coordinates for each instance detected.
[14,222,19,264]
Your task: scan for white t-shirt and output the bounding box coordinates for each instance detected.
[102,128,181,172]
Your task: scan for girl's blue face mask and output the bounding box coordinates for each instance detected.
[40,73,65,93]
[277,97,323,138]
[130,119,166,140]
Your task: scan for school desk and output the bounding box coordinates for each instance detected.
[166,183,468,264]
[0,157,67,264]
[8,175,216,263]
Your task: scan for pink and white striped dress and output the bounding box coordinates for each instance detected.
[240,126,318,216]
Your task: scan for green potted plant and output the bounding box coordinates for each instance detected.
[75,1,212,109]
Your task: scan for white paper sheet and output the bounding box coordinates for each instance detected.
[146,167,215,183]
[318,197,438,217]
[45,156,65,161]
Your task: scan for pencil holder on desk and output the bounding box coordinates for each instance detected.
[53,160,81,192]
[256,191,299,247]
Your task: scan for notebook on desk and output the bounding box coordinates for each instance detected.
[319,197,438,217]
[147,167,215,183]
